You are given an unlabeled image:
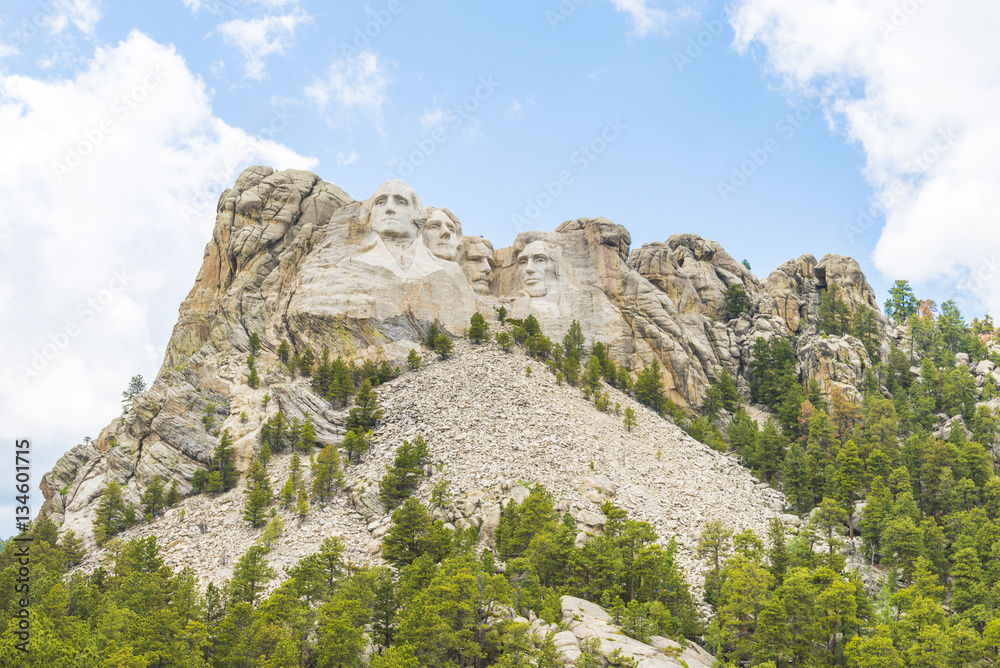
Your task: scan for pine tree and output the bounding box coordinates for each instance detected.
[382,497,451,567]
[59,529,85,566]
[94,480,131,544]
[229,544,276,605]
[296,487,309,523]
[212,429,239,491]
[347,379,383,433]
[836,440,864,538]
[243,458,273,527]
[623,406,637,431]
[248,332,261,355]
[140,475,166,518]
[300,347,315,376]
[341,429,367,464]
[433,333,454,359]
[246,365,260,389]
[563,320,586,362]
[468,312,489,343]
[381,436,431,509]
[165,480,181,506]
[635,360,665,413]
[121,374,146,414]
[407,348,422,370]
[277,339,290,364]
[496,331,511,352]
[312,443,346,502]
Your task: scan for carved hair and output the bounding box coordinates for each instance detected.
[459,235,495,266]
[512,234,560,279]
[364,180,425,229]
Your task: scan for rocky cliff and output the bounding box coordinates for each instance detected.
[40,166,885,563]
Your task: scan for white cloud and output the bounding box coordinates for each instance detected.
[305,49,391,130]
[43,0,102,36]
[731,0,1000,314]
[337,150,359,165]
[420,107,446,130]
[182,0,202,14]
[608,0,697,37]
[505,99,523,120]
[217,9,310,80]
[0,30,315,528]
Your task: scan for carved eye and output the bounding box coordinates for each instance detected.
[394,195,408,206]
[375,196,386,205]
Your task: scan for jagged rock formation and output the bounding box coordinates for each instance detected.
[41,167,884,555]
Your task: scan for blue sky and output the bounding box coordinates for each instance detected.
[1,0,996,533]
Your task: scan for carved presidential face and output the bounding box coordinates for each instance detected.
[461,239,494,294]
[517,240,558,298]
[370,181,420,241]
[424,209,460,261]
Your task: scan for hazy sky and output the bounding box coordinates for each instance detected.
[1,0,996,532]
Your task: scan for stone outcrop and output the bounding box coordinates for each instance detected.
[41,167,882,558]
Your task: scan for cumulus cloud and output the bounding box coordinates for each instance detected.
[217,9,310,80]
[731,0,1000,313]
[305,49,391,130]
[608,0,698,37]
[0,31,314,526]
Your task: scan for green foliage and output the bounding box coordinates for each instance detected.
[382,497,452,568]
[468,312,489,343]
[211,428,239,492]
[885,279,918,324]
[347,379,383,434]
[140,475,166,518]
[635,359,666,413]
[406,348,422,370]
[249,332,261,355]
[312,443,346,503]
[430,478,452,509]
[723,284,751,319]
[563,320,586,362]
[381,436,431,509]
[121,373,146,414]
[342,429,371,465]
[242,457,273,527]
[818,284,852,336]
[277,339,290,364]
[703,367,740,417]
[496,331,511,351]
[94,480,136,544]
[623,406,637,431]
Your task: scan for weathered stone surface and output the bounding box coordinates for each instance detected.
[41,168,873,572]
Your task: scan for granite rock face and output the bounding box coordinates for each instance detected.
[41,167,884,550]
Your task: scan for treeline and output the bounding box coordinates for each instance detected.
[0,485,697,667]
[687,279,1000,666]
